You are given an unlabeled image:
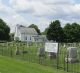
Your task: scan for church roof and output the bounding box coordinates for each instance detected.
[18,25,38,35]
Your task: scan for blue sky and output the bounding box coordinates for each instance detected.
[0,0,80,32]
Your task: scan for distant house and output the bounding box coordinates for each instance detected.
[14,24,47,42]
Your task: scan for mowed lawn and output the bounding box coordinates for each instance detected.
[0,55,71,73]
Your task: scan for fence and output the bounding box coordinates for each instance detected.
[0,42,80,73]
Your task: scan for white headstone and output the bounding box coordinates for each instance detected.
[65,47,78,63]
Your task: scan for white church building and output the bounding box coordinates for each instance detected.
[14,25,47,42]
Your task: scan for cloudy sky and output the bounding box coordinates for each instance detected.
[0,0,80,32]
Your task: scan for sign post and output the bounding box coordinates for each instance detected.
[45,42,59,67]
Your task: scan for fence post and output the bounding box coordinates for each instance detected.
[64,52,66,71]
[66,54,68,72]
[10,48,13,57]
[2,46,3,56]
[57,43,59,69]
[23,43,24,57]
[64,44,66,71]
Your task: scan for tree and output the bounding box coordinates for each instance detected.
[28,24,41,35]
[63,23,72,42]
[71,23,80,42]
[63,23,80,42]
[0,19,10,40]
[47,20,65,42]
[42,28,49,35]
[10,33,14,41]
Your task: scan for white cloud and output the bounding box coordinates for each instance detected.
[42,0,75,4]
[9,0,79,17]
[0,0,80,32]
[30,1,54,16]
[0,0,30,32]
[9,0,56,16]
[9,0,34,12]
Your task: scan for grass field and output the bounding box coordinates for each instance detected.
[0,55,71,73]
[0,42,80,73]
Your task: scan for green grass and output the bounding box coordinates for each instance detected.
[0,55,71,73]
[0,42,80,73]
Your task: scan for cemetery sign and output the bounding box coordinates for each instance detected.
[45,42,58,53]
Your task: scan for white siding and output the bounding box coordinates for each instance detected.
[20,34,33,42]
[14,25,21,40]
[14,25,47,42]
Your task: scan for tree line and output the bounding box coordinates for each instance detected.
[27,20,80,43]
[0,18,80,43]
[44,20,80,43]
[0,19,10,41]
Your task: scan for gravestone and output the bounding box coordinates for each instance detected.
[38,48,45,57]
[65,47,78,63]
[38,48,45,64]
[15,47,22,55]
[48,52,57,59]
[22,50,28,54]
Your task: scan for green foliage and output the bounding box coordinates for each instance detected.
[0,19,10,40]
[42,28,49,35]
[47,20,65,42]
[45,20,80,42]
[63,23,80,42]
[28,24,41,35]
[9,33,14,41]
